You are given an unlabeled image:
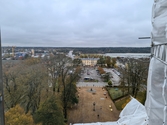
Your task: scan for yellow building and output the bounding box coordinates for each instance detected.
[81,58,98,66]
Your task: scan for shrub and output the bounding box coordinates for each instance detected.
[108,80,112,86]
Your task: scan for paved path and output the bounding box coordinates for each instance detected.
[77,82,108,87]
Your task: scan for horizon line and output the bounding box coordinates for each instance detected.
[1,46,151,48]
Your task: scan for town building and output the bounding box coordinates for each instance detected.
[81,58,98,66]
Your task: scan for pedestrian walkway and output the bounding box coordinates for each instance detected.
[77,82,108,87]
[77,85,104,87]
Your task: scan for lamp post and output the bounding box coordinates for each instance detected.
[0,30,5,125]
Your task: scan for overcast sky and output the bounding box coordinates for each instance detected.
[0,0,153,47]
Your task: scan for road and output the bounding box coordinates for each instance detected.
[77,82,108,87]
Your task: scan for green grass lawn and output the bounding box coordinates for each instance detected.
[114,91,146,110]
[108,88,123,100]
[107,86,146,111]
[115,96,130,110]
[136,91,146,105]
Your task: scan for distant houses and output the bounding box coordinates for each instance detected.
[14,52,28,60]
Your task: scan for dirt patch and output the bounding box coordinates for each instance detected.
[67,87,120,124]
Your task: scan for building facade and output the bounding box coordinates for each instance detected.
[81,58,98,66]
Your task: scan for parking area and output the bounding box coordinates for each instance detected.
[78,67,121,87]
[79,67,102,82]
[103,68,121,86]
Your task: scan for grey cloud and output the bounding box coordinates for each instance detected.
[0,0,153,47]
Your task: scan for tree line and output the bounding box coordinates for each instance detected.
[3,47,151,54]
[3,54,81,125]
[73,47,151,54]
[97,56,117,68]
[118,58,149,101]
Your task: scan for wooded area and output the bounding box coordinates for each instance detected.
[3,54,82,125]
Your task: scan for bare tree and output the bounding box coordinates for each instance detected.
[44,54,80,119]
[119,58,149,97]
[3,59,48,114]
[20,63,48,114]
[59,56,80,119]
[3,62,24,109]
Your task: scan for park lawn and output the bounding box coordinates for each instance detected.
[114,96,130,110]
[107,86,146,111]
[114,91,146,110]
[108,88,123,100]
[136,91,147,105]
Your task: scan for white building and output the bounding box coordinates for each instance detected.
[31,49,35,56]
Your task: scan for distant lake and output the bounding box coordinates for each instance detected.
[104,53,151,58]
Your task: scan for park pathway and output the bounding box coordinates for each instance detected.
[77,82,108,87]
